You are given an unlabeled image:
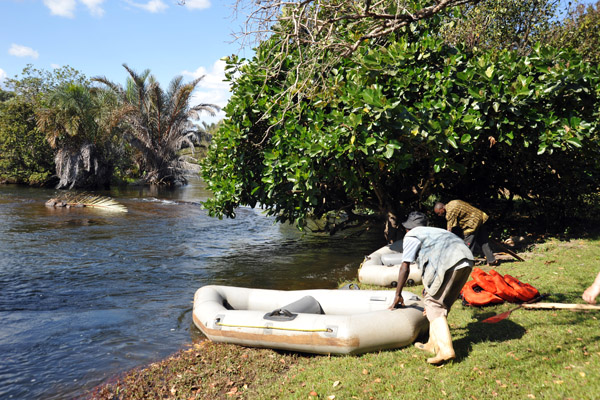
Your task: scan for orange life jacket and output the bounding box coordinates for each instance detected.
[503,274,540,302]
[488,270,522,302]
[471,267,498,293]
[466,267,540,305]
[460,280,504,306]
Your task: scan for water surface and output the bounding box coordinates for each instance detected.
[0,179,384,399]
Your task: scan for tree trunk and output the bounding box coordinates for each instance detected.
[384,210,400,244]
[54,143,111,189]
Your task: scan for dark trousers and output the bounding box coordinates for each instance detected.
[464,225,496,264]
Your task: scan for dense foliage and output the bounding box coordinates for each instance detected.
[202,14,600,239]
[442,0,563,54]
[0,93,54,185]
[0,65,87,186]
[1,64,216,188]
[93,65,219,186]
[546,1,600,64]
[36,83,115,189]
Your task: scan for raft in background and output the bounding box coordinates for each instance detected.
[358,240,422,287]
[192,285,429,355]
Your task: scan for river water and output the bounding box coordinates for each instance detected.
[0,178,384,399]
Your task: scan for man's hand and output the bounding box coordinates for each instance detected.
[583,282,600,304]
[389,293,405,310]
[390,261,411,310]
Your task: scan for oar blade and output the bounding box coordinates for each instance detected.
[481,309,514,324]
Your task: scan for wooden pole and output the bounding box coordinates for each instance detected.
[522,303,600,310]
[490,239,525,262]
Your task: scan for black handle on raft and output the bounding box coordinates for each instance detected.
[270,309,294,317]
[263,308,298,321]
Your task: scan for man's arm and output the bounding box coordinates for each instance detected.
[390,261,410,309]
[446,209,458,231]
[389,236,420,310]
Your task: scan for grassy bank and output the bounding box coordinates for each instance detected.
[88,237,600,400]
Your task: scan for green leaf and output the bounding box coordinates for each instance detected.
[365,137,377,147]
[537,143,547,155]
[447,135,458,149]
[384,146,394,159]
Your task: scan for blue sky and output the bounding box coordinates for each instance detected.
[0,0,251,122]
[0,0,596,123]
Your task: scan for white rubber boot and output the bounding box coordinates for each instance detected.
[426,316,456,365]
[414,326,436,354]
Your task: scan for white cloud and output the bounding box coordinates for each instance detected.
[183,0,210,10]
[183,59,230,122]
[43,0,105,18]
[50,63,62,69]
[81,0,105,17]
[9,44,39,59]
[126,0,168,13]
[0,68,7,87]
[43,0,77,18]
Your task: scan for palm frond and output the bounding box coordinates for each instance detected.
[46,192,128,212]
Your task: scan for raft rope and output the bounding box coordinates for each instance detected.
[216,321,333,333]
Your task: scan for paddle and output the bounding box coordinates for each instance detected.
[481,294,548,324]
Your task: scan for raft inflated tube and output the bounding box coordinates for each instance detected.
[358,240,422,287]
[192,285,429,355]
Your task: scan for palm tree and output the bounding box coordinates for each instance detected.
[36,83,113,189]
[94,64,219,186]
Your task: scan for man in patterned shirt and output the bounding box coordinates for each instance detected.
[434,200,498,266]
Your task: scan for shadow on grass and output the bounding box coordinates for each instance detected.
[452,318,527,363]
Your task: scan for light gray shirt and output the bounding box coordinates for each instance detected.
[401,236,421,263]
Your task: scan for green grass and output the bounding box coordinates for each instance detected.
[89,237,600,400]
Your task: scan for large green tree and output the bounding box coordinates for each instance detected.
[0,65,85,186]
[0,95,54,185]
[442,0,563,54]
[545,1,600,64]
[212,0,483,118]
[36,83,114,189]
[94,65,219,185]
[202,15,600,241]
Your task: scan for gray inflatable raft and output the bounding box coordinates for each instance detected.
[358,240,423,287]
[193,285,428,355]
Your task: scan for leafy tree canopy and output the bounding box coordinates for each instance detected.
[35,82,114,189]
[545,0,600,64]
[202,14,600,239]
[93,64,219,186]
[0,65,87,186]
[5,64,88,105]
[442,0,564,54]
[0,95,54,185]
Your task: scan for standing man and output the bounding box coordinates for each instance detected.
[390,211,474,365]
[434,200,498,266]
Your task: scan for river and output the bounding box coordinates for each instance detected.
[0,178,384,399]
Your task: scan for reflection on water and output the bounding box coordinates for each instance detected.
[0,178,385,399]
